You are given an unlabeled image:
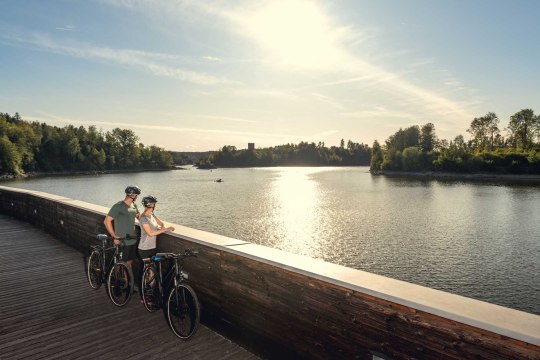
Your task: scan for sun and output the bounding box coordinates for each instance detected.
[240,0,346,70]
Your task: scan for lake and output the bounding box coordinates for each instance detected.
[3,166,539,315]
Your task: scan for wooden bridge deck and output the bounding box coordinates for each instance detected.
[0,214,260,360]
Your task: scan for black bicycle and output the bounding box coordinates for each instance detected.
[86,234,135,307]
[141,250,201,339]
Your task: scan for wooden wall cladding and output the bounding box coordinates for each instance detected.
[0,186,539,360]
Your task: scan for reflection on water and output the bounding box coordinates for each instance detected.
[271,168,321,256]
[2,167,539,315]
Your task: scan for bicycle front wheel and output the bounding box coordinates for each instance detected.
[166,284,200,339]
[141,264,160,312]
[107,261,134,307]
[86,250,103,290]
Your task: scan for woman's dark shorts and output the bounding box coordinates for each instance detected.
[138,248,157,260]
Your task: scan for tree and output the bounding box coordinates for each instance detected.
[467,112,500,150]
[401,146,422,171]
[370,140,383,172]
[385,126,420,152]
[467,116,488,149]
[507,109,538,149]
[110,128,140,168]
[420,122,437,152]
[0,136,22,174]
[485,112,500,150]
[65,137,81,161]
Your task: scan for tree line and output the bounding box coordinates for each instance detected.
[4,108,539,176]
[370,108,540,174]
[197,139,371,168]
[0,112,173,175]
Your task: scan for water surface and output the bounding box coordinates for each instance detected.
[3,167,539,315]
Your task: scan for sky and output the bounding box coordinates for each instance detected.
[1,1,539,152]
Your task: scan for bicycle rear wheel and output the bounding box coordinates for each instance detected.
[141,264,160,312]
[86,250,103,290]
[107,261,134,307]
[166,284,200,339]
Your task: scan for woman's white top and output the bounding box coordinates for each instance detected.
[139,213,160,250]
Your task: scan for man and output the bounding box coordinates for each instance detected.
[104,185,141,269]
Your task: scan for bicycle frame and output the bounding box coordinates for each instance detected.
[91,235,126,284]
[144,253,190,303]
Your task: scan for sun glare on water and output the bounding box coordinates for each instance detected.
[270,168,324,256]
[240,0,346,69]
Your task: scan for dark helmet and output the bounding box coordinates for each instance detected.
[142,195,158,207]
[125,185,141,196]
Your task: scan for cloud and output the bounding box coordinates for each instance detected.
[203,56,222,62]
[197,115,258,124]
[342,107,416,120]
[55,25,77,31]
[96,0,479,120]
[29,111,340,149]
[5,32,232,86]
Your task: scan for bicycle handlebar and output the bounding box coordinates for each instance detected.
[97,234,133,241]
[96,234,133,247]
[155,249,198,260]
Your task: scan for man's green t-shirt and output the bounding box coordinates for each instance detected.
[107,201,139,246]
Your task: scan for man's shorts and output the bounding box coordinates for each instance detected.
[122,244,138,261]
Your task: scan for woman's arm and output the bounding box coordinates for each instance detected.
[142,223,174,237]
[155,217,165,228]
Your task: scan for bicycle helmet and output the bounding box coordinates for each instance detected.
[125,185,141,195]
[142,195,158,207]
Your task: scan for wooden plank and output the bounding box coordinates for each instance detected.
[0,214,259,360]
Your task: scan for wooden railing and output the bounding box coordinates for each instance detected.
[1,185,539,360]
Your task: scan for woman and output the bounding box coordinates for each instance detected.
[138,195,175,260]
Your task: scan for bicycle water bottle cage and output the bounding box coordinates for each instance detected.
[97,234,108,241]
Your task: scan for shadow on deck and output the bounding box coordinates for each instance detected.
[0,214,260,360]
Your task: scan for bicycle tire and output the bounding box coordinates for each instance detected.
[86,250,103,290]
[166,284,200,339]
[141,264,160,312]
[107,261,134,307]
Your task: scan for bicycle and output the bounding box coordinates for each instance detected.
[86,234,135,307]
[141,250,201,339]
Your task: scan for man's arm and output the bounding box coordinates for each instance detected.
[104,215,120,244]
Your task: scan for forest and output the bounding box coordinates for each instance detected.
[0,112,173,176]
[3,108,539,177]
[196,140,371,168]
[370,108,540,175]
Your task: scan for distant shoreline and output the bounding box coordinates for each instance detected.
[3,167,540,183]
[0,167,182,181]
[376,170,540,182]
